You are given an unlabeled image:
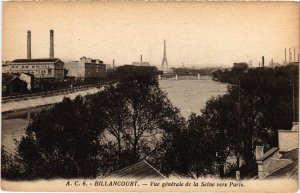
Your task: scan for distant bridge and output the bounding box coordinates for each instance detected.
[159,74,211,80]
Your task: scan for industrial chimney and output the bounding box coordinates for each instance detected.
[284,48,287,65]
[262,56,264,67]
[27,30,31,59]
[289,48,291,63]
[294,48,296,62]
[140,55,143,62]
[50,30,54,58]
[271,58,273,66]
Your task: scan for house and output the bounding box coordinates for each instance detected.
[2,73,28,94]
[255,122,298,179]
[101,160,165,180]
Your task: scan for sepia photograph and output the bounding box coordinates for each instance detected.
[1,1,299,192]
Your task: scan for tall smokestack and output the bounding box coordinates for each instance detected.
[50,30,54,58]
[113,59,115,68]
[140,55,142,62]
[27,30,31,59]
[289,48,291,63]
[271,58,273,66]
[262,56,264,67]
[294,48,296,62]
[285,48,287,64]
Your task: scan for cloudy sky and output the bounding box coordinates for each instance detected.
[3,2,299,68]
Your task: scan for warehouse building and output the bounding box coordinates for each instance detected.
[65,56,107,79]
[8,58,65,80]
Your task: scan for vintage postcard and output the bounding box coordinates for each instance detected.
[1,1,299,192]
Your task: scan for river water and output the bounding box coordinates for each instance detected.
[159,76,228,118]
[2,76,228,153]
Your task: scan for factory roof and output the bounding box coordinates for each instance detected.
[11,58,63,63]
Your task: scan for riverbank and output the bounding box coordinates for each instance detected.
[2,86,104,153]
[2,78,228,154]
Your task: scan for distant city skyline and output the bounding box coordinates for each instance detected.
[3,2,299,68]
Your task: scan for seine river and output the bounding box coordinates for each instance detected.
[2,76,228,153]
[159,76,228,118]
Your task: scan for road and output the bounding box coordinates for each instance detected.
[2,86,104,114]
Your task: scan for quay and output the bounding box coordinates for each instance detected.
[2,86,104,120]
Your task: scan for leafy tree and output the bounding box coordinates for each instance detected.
[199,65,298,178]
[108,65,159,86]
[1,147,25,180]
[15,96,105,179]
[87,65,185,173]
[161,113,218,178]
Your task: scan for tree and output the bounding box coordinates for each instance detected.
[1,146,25,180]
[161,113,219,178]
[87,65,185,173]
[194,65,298,178]
[15,96,105,179]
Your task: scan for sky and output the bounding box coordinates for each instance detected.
[2,1,299,68]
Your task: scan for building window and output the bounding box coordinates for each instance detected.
[12,66,14,68]
[22,66,24,68]
[26,66,28,68]
[32,66,35,68]
[48,69,52,75]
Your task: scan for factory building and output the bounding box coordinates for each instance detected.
[64,60,85,78]
[132,62,150,66]
[65,56,107,79]
[8,58,65,80]
[7,30,65,80]
[81,56,107,78]
[132,55,150,66]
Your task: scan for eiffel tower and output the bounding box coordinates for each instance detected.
[161,39,168,69]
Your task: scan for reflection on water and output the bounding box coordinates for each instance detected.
[159,76,228,118]
[2,76,228,153]
[2,118,28,153]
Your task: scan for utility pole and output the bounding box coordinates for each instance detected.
[236,80,241,176]
[10,80,12,99]
[238,80,241,135]
[291,82,295,122]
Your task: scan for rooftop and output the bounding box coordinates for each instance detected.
[266,148,298,179]
[11,58,62,63]
[103,160,165,180]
